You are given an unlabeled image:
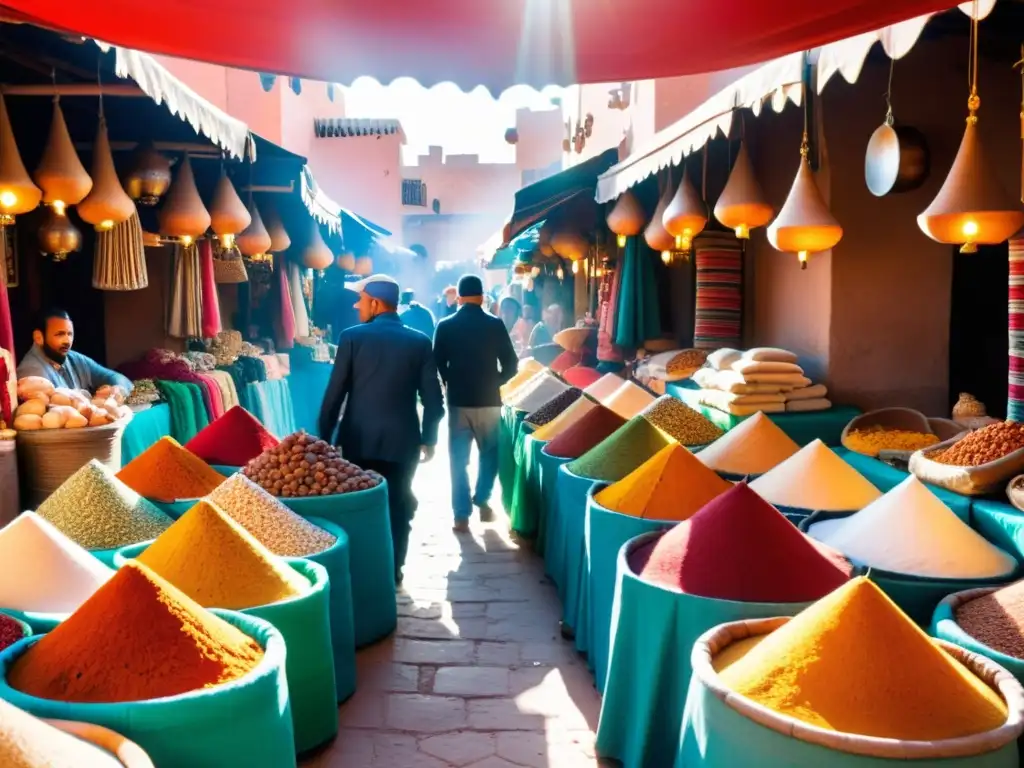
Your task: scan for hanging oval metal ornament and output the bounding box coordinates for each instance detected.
[865,115,930,197]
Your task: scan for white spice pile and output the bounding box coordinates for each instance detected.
[35,459,173,550]
[0,512,113,613]
[0,697,123,768]
[584,373,626,403]
[809,476,1017,579]
[698,411,799,476]
[750,439,882,511]
[207,474,338,557]
[507,371,570,413]
[604,381,656,419]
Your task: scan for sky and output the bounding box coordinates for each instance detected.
[342,77,564,166]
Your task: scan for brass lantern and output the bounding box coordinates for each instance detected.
[122,141,171,205]
[38,205,82,261]
[158,154,211,244]
[209,172,251,251]
[0,93,42,225]
[606,190,644,248]
[663,168,706,251]
[77,118,135,232]
[237,200,272,261]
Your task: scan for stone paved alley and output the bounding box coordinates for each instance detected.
[304,421,604,767]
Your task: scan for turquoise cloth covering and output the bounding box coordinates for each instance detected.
[499,406,527,513]
[245,379,298,438]
[972,499,1024,561]
[665,380,859,446]
[288,362,333,437]
[120,403,171,466]
[597,532,813,768]
[554,465,599,636]
[509,427,542,539]
[539,448,571,586]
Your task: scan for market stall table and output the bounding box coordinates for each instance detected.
[499,406,528,513]
[665,380,859,446]
[509,425,541,539]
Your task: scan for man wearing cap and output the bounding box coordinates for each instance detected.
[433,275,518,533]
[319,274,445,584]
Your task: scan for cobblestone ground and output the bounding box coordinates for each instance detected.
[304,422,604,767]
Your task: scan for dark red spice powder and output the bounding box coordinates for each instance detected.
[544,404,626,460]
[185,406,280,467]
[0,612,24,652]
[562,366,602,389]
[550,351,582,374]
[631,481,852,603]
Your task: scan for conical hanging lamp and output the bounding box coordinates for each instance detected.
[766,133,843,269]
[714,140,774,238]
[77,118,135,232]
[34,97,92,208]
[236,199,272,259]
[158,154,211,244]
[122,141,171,205]
[645,178,675,257]
[918,13,1022,253]
[606,190,645,248]
[354,256,373,276]
[662,163,707,251]
[209,171,251,250]
[37,205,81,261]
[301,218,333,271]
[337,252,356,271]
[262,202,291,252]
[0,93,41,225]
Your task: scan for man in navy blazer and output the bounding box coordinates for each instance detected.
[319,274,445,584]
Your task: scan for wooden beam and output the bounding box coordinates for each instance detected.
[2,83,144,96]
[73,141,220,156]
[241,182,295,194]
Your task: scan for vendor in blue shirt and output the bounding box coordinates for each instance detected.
[16,308,133,398]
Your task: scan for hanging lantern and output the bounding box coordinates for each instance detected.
[767,135,843,269]
[606,190,644,248]
[262,203,291,252]
[37,205,81,261]
[551,229,588,261]
[0,94,41,225]
[158,154,210,244]
[663,167,706,251]
[237,200,272,259]
[77,119,135,232]
[714,141,774,239]
[354,256,373,276]
[301,219,333,270]
[661,250,672,265]
[337,252,356,271]
[122,141,171,205]
[571,260,579,275]
[210,172,251,251]
[34,98,91,208]
[645,184,675,252]
[504,128,519,145]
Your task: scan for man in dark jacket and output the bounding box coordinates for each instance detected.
[399,289,437,339]
[319,274,445,584]
[433,275,518,532]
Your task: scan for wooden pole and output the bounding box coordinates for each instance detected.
[2,83,144,97]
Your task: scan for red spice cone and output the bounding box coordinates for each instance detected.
[185,406,280,467]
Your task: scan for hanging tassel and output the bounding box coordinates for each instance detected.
[93,211,149,291]
[198,239,222,339]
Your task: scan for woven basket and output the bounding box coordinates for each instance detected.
[214,256,248,284]
[0,438,17,526]
[16,419,129,508]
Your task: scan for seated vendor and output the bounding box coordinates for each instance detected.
[16,308,133,398]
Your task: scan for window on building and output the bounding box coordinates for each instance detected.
[402,179,427,207]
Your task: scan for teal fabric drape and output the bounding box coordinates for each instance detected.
[614,237,661,349]
[121,404,172,465]
[289,362,333,437]
[246,379,298,438]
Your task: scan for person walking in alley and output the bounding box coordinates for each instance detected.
[319,274,445,585]
[433,275,518,533]
[398,289,437,339]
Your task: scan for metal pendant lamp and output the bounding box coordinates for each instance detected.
[662,163,707,251]
[714,140,774,239]
[78,118,136,232]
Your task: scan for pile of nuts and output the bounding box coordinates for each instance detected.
[666,349,709,375]
[242,430,382,497]
[929,421,1024,467]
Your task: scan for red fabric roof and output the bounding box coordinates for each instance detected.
[1,0,952,93]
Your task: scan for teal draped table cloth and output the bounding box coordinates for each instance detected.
[598,532,814,768]
[969,499,1024,561]
[288,362,333,437]
[120,404,172,466]
[499,406,527,513]
[246,379,298,439]
[836,447,971,522]
[554,464,599,640]
[509,427,543,539]
[539,449,572,585]
[665,381,859,447]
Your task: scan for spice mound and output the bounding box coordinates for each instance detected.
[0,512,113,614]
[208,474,337,557]
[134,500,308,610]
[809,476,1017,580]
[525,387,582,427]
[242,430,382,497]
[956,580,1024,659]
[532,397,596,441]
[567,415,675,482]
[640,395,723,446]
[603,381,656,419]
[594,443,730,520]
[36,459,172,550]
[543,404,625,460]
[185,405,280,467]
[8,561,264,703]
[583,373,626,403]
[0,613,25,653]
[506,371,569,413]
[0,697,124,767]
[750,438,881,511]
[500,360,544,400]
[716,577,1008,740]
[632,482,851,602]
[845,425,939,457]
[117,436,225,502]
[698,411,798,476]
[929,421,1024,466]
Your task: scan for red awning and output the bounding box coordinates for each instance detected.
[1,0,952,94]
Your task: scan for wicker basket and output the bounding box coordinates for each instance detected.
[16,419,129,508]
[213,256,248,284]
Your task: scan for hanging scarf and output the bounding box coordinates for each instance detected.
[288,262,311,339]
[198,239,223,339]
[274,254,296,349]
[0,229,14,357]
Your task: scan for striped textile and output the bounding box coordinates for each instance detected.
[1009,235,1024,422]
[693,232,743,350]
